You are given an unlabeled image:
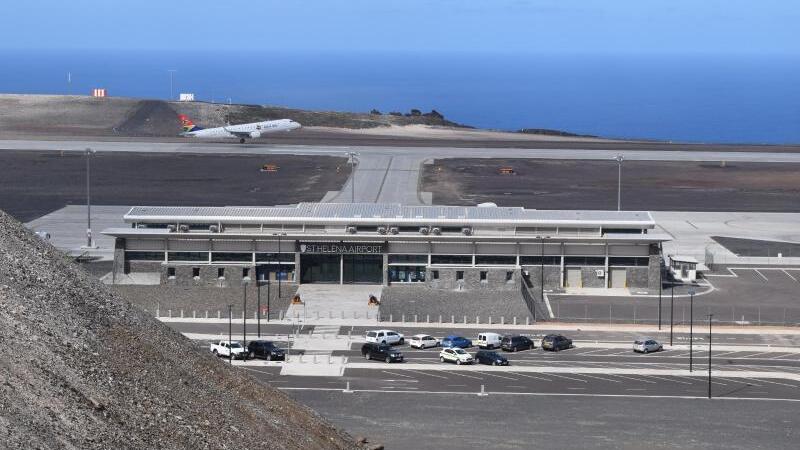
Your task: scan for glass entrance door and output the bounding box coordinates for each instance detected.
[300,254,341,283]
[343,254,383,284]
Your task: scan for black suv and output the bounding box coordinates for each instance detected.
[501,335,534,352]
[541,334,572,352]
[247,340,286,361]
[361,342,404,363]
[475,350,509,366]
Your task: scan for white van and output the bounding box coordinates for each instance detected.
[476,332,503,349]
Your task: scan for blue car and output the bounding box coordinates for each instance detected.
[441,335,472,348]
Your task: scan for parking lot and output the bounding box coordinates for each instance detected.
[552,267,800,326]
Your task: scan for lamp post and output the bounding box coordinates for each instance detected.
[707,313,713,399]
[256,277,262,337]
[167,69,177,100]
[689,288,696,372]
[670,284,674,346]
[614,153,624,211]
[228,304,233,365]
[346,151,358,203]
[83,148,96,248]
[274,232,287,298]
[242,279,248,349]
[658,244,663,330]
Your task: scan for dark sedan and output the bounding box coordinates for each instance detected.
[475,350,509,366]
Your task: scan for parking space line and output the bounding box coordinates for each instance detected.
[647,375,694,385]
[479,372,519,381]
[576,373,622,383]
[730,377,799,388]
[507,372,553,382]
[782,270,797,282]
[607,374,657,384]
[754,269,768,281]
[674,375,727,386]
[546,373,588,383]
[406,370,449,379]
[571,349,612,356]
[445,371,484,380]
[567,387,587,390]
[381,370,416,379]
[626,388,647,391]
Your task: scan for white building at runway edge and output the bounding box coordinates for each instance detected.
[103,203,667,293]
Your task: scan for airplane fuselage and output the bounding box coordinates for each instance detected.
[182,119,301,141]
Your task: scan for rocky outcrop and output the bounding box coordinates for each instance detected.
[0,209,360,449]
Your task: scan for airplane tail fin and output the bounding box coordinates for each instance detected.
[178,114,203,132]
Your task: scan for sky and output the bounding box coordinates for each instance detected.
[2,0,798,55]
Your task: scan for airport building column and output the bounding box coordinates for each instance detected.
[113,238,126,281]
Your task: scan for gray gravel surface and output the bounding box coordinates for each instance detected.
[0,209,362,449]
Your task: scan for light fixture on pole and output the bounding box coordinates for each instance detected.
[228,304,233,365]
[689,288,696,372]
[167,69,177,100]
[346,151,359,203]
[242,279,248,350]
[614,153,624,211]
[82,148,97,249]
[707,313,713,399]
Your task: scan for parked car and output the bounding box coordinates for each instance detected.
[541,334,573,352]
[361,342,404,363]
[501,335,535,352]
[633,338,663,354]
[439,347,474,365]
[210,340,248,359]
[246,340,285,361]
[441,335,473,348]
[476,332,503,349]
[409,334,439,349]
[475,350,509,366]
[365,329,405,345]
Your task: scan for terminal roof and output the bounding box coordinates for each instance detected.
[124,203,654,226]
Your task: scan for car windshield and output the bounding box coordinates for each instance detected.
[484,352,498,357]
[367,332,376,337]
[634,340,644,345]
[454,349,467,354]
[229,343,242,349]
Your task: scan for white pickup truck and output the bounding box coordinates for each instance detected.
[210,340,248,359]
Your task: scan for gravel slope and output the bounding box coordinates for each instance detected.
[0,209,361,449]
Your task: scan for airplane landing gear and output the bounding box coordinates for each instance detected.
[239,138,246,144]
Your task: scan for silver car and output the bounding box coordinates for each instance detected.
[633,338,663,354]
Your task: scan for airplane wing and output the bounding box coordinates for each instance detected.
[226,130,252,138]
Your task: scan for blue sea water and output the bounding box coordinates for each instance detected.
[1,50,798,144]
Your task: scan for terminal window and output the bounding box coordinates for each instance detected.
[506,271,513,282]
[456,271,464,281]
[243,268,250,279]
[432,270,439,279]
[480,271,488,282]
[192,267,200,278]
[218,268,225,278]
[167,267,176,278]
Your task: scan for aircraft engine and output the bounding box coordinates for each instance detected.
[249,131,262,139]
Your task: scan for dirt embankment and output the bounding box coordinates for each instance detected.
[0,209,362,449]
[0,93,466,138]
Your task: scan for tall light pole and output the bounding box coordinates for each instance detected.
[346,151,358,203]
[689,288,696,372]
[242,279,248,350]
[274,232,287,298]
[658,243,663,330]
[707,313,713,399]
[256,276,262,337]
[228,304,233,365]
[83,148,97,248]
[167,69,177,100]
[670,283,674,346]
[614,154,624,211]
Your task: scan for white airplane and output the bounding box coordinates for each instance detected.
[179,114,301,143]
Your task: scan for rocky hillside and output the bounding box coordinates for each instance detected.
[0,209,360,449]
[0,94,464,137]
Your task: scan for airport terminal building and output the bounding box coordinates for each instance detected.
[104,203,666,292]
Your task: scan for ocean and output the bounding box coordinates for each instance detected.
[2,50,799,144]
